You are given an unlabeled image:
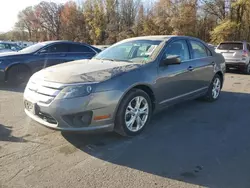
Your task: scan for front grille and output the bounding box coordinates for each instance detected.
[26,79,64,104]
[37,112,57,124]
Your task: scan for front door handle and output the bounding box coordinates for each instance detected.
[187,66,194,71]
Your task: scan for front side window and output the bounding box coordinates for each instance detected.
[190,40,208,59]
[163,40,190,61]
[44,44,69,53]
[94,40,162,63]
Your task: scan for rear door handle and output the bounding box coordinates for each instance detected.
[187,66,194,71]
[59,54,66,57]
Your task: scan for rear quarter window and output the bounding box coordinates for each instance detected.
[218,43,243,50]
[69,44,94,53]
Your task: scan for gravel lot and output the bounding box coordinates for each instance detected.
[1,73,250,188]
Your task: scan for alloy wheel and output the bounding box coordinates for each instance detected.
[125,96,149,132]
[212,77,221,99]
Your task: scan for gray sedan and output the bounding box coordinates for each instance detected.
[24,35,226,136]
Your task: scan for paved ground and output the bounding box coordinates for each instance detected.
[1,73,250,188]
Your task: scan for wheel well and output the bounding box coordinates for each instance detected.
[216,71,223,88]
[133,85,156,111]
[5,64,31,81]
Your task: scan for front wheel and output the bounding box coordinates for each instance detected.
[7,66,30,86]
[114,89,152,137]
[204,74,222,102]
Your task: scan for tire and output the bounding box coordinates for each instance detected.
[204,74,222,102]
[114,89,152,137]
[244,64,250,75]
[7,65,30,86]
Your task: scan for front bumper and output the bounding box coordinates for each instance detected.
[24,90,122,132]
[0,68,6,82]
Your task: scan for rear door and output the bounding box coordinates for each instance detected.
[188,39,215,89]
[68,44,97,60]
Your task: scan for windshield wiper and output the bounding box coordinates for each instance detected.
[94,58,115,61]
[94,58,132,62]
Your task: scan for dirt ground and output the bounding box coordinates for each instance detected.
[1,73,250,188]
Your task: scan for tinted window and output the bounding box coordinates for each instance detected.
[218,42,243,50]
[190,40,208,58]
[0,43,8,50]
[10,44,21,51]
[69,44,93,53]
[44,44,69,53]
[163,40,190,61]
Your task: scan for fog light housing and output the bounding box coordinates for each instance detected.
[63,111,93,128]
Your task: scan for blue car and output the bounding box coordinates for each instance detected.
[0,41,101,85]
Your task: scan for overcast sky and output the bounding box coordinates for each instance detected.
[0,0,70,33]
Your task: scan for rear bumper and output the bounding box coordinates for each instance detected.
[226,62,247,70]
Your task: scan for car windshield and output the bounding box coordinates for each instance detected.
[19,42,47,53]
[218,43,243,50]
[94,40,162,63]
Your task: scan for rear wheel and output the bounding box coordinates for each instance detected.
[244,64,250,75]
[7,65,30,86]
[204,74,222,102]
[114,89,152,137]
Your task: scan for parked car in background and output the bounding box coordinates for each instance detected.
[24,35,225,136]
[0,41,101,85]
[207,43,216,50]
[0,41,22,52]
[94,45,110,50]
[215,41,250,74]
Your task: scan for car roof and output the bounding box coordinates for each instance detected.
[220,41,246,43]
[0,41,15,44]
[121,35,203,42]
[39,40,96,47]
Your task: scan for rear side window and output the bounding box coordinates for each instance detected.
[0,43,9,50]
[45,44,69,53]
[218,43,243,50]
[69,44,93,53]
[190,40,208,58]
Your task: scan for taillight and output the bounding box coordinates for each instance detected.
[242,50,248,57]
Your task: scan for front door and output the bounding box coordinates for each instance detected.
[155,39,198,106]
[36,43,70,69]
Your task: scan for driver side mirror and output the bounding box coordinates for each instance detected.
[161,55,181,66]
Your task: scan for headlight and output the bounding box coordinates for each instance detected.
[57,84,94,99]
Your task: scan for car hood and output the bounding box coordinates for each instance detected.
[35,59,141,83]
[0,51,28,57]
